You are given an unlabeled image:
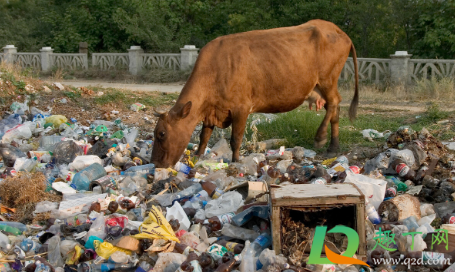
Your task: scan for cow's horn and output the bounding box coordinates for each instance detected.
[153,108,167,117]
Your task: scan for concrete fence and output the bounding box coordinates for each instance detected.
[2,45,455,84]
[0,44,199,75]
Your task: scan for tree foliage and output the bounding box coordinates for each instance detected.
[0,0,453,58]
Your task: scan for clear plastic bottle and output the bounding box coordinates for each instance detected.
[123,163,155,179]
[71,163,107,191]
[240,241,255,272]
[183,190,209,209]
[153,183,203,207]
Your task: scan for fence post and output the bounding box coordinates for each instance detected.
[40,47,53,72]
[390,51,412,84]
[180,45,199,70]
[128,46,143,75]
[3,45,17,64]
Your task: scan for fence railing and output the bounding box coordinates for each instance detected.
[1,45,199,75]
[51,53,88,70]
[409,59,455,81]
[13,53,41,69]
[341,57,391,83]
[92,53,129,70]
[142,53,181,70]
[2,46,455,84]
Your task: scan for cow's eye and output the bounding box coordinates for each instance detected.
[159,131,166,138]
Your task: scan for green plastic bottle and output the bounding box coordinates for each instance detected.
[0,224,22,235]
[386,176,407,192]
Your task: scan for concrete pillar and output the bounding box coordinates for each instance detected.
[180,45,199,70]
[2,45,17,64]
[40,47,54,72]
[128,46,143,75]
[79,42,88,54]
[390,51,412,84]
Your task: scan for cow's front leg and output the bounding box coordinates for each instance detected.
[196,125,214,157]
[230,111,248,162]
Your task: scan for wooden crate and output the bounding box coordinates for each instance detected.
[270,183,366,260]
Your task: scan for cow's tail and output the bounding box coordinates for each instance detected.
[349,43,359,122]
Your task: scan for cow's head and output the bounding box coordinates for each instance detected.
[151,101,193,168]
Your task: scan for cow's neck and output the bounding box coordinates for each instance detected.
[174,81,209,129]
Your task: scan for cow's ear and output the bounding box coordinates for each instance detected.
[177,101,192,119]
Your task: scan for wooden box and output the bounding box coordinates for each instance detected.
[270,183,366,261]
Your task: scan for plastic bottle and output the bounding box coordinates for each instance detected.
[205,213,236,231]
[72,163,107,191]
[0,222,27,233]
[365,199,381,224]
[182,190,209,209]
[221,224,259,241]
[385,176,407,192]
[123,163,155,179]
[217,240,244,254]
[239,241,255,272]
[215,255,240,272]
[390,159,416,181]
[154,183,202,207]
[250,232,272,256]
[80,262,135,272]
[0,224,22,235]
[201,181,224,199]
[265,167,281,185]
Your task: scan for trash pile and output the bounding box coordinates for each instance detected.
[2,98,455,272]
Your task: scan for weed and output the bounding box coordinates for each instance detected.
[424,102,450,122]
[94,89,131,105]
[63,91,81,100]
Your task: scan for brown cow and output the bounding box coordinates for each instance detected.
[151,19,359,168]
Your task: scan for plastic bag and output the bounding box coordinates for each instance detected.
[134,206,179,242]
[45,115,68,128]
[10,99,29,115]
[204,191,244,218]
[93,240,132,259]
[153,253,187,272]
[85,213,106,241]
[47,235,64,268]
[1,124,32,143]
[68,155,103,171]
[344,172,387,210]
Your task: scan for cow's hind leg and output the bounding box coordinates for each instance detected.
[230,111,249,162]
[314,85,341,155]
[196,125,214,157]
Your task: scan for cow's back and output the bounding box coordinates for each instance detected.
[186,20,352,114]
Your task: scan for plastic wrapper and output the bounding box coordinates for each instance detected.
[86,213,106,241]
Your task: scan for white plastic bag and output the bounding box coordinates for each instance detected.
[47,235,64,268]
[204,191,244,218]
[344,172,387,210]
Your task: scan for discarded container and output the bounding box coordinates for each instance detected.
[270,183,366,261]
[378,194,421,222]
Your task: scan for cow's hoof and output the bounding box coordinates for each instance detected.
[325,151,338,158]
[314,139,327,149]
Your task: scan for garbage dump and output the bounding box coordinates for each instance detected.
[2,98,455,272]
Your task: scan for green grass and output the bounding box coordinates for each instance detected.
[93,87,179,108]
[251,106,453,152]
[94,89,131,105]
